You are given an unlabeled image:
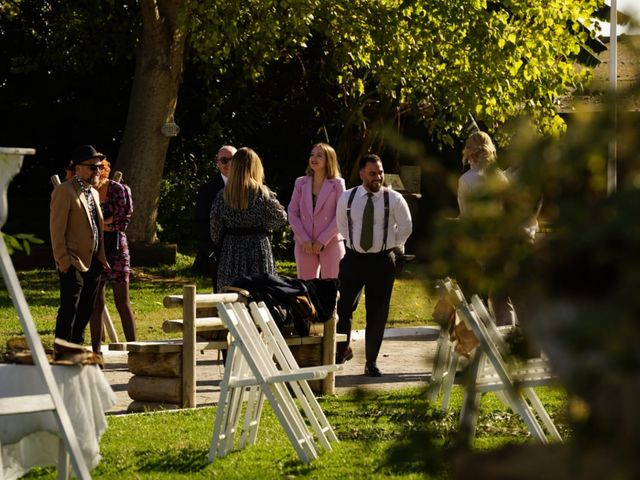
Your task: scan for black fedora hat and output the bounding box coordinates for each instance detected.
[70,145,105,166]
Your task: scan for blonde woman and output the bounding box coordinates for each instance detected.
[288,143,345,279]
[457,131,515,326]
[457,131,509,218]
[210,147,287,292]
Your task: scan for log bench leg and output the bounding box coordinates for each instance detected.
[321,315,337,395]
[182,285,196,408]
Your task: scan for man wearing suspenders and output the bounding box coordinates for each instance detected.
[335,154,412,376]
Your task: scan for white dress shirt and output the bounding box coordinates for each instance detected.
[336,185,412,253]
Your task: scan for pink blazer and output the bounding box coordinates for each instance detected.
[287,176,345,247]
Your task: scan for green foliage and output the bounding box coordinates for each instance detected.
[185,0,320,77]
[269,224,294,262]
[157,148,295,258]
[157,149,206,251]
[317,0,602,143]
[1,0,607,249]
[182,0,604,178]
[3,0,139,74]
[423,68,640,473]
[1,233,44,255]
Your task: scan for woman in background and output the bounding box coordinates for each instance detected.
[87,159,137,354]
[457,131,510,218]
[288,143,345,279]
[210,147,287,291]
[457,131,514,326]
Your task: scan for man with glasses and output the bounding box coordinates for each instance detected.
[193,145,237,290]
[50,145,110,345]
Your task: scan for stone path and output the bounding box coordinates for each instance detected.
[102,326,441,415]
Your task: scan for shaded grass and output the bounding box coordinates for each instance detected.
[0,255,436,348]
[23,385,568,479]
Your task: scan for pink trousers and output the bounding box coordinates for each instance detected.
[294,238,345,280]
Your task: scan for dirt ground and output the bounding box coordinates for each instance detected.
[102,326,441,415]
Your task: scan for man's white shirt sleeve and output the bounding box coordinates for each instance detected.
[392,192,412,248]
[336,189,350,242]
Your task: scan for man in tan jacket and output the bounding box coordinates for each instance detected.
[50,145,109,345]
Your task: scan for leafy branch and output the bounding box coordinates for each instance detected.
[1,232,44,255]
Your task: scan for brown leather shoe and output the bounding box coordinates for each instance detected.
[364,362,382,377]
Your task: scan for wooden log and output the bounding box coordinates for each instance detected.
[162,317,225,333]
[289,343,323,393]
[322,313,338,395]
[162,292,241,309]
[128,352,181,377]
[182,285,196,408]
[108,340,183,353]
[128,376,182,404]
[108,339,228,352]
[289,343,322,366]
[127,401,180,413]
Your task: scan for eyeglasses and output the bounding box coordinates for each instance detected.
[216,157,232,165]
[79,163,104,171]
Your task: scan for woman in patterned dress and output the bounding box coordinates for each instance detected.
[87,159,137,353]
[210,147,287,292]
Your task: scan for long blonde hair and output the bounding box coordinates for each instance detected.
[305,142,341,179]
[224,147,270,210]
[462,131,497,167]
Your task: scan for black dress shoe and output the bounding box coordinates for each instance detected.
[336,346,354,364]
[343,346,354,362]
[364,362,382,377]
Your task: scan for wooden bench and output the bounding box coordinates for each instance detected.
[109,285,345,412]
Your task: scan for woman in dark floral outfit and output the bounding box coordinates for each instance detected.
[210,147,287,292]
[88,159,137,353]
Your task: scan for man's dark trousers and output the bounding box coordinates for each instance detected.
[336,248,396,363]
[55,254,103,344]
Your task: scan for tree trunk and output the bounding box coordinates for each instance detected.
[116,0,187,243]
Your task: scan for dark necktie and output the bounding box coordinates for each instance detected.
[76,177,99,253]
[360,193,374,251]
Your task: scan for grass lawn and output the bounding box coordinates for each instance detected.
[2,253,569,478]
[22,385,568,479]
[0,253,437,349]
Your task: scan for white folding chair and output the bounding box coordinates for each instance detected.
[427,291,514,411]
[440,278,562,444]
[469,295,562,442]
[249,301,339,450]
[210,302,340,464]
[426,314,461,410]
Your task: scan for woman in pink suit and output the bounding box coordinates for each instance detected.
[288,143,346,279]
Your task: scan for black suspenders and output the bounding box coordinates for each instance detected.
[346,187,390,251]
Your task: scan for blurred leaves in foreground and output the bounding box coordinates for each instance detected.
[421,70,640,477]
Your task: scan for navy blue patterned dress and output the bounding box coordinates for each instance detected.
[210,189,287,292]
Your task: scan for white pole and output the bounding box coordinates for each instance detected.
[608,0,618,195]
